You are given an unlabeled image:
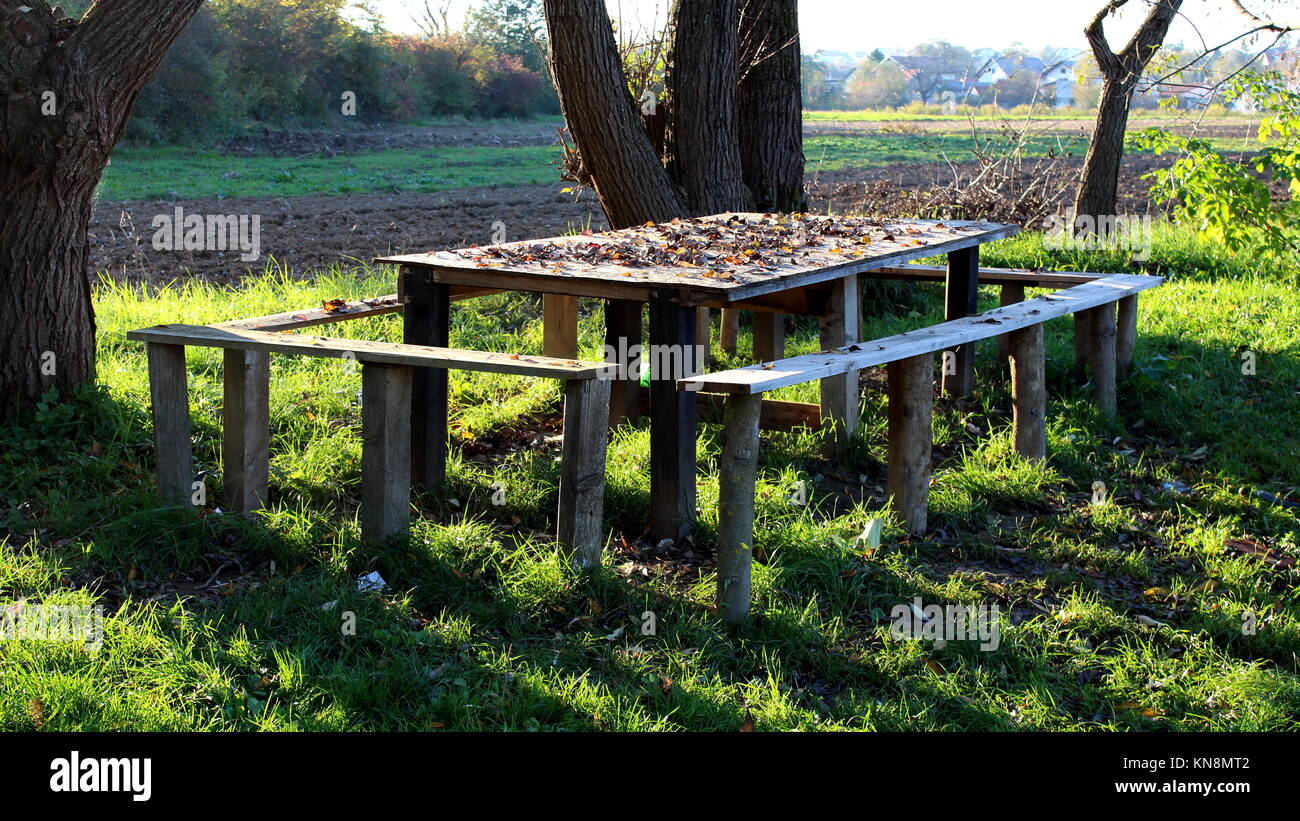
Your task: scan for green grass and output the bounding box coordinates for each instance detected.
[98,144,568,201]
[2,224,1298,731]
[804,108,1257,123]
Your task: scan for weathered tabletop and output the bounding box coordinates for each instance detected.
[376,213,1020,541]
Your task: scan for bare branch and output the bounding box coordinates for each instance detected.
[1231,0,1299,32]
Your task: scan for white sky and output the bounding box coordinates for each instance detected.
[370,0,1297,54]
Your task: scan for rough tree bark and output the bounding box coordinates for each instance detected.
[737,0,805,213]
[664,0,747,215]
[1073,0,1182,223]
[0,1,206,423]
[543,0,687,228]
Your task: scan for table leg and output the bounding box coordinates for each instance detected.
[753,311,785,362]
[402,268,450,488]
[943,246,980,398]
[604,298,643,426]
[648,291,697,540]
[543,294,579,359]
[819,275,860,454]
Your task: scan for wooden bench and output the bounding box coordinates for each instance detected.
[678,272,1164,621]
[126,323,612,567]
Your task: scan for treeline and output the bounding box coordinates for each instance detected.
[89,0,559,144]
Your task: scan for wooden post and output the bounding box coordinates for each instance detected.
[719,308,740,355]
[753,312,785,362]
[361,363,412,542]
[1009,323,1047,461]
[648,292,698,540]
[222,348,269,513]
[1088,304,1117,416]
[558,377,611,568]
[996,282,1025,363]
[695,307,713,366]
[943,246,979,397]
[402,268,450,488]
[1073,312,1092,378]
[819,274,860,454]
[717,393,762,622]
[543,294,580,359]
[1116,294,1138,378]
[886,353,933,534]
[147,342,194,506]
[604,298,642,426]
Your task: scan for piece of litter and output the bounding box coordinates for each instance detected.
[356,571,387,592]
[320,600,337,611]
[855,518,884,552]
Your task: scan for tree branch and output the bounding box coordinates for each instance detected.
[1117,0,1184,75]
[1085,0,1129,78]
[1231,0,1299,32]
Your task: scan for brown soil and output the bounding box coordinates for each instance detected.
[89,117,1264,286]
[90,184,609,286]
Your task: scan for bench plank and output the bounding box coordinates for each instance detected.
[679,274,1163,395]
[128,324,606,380]
[873,265,1101,287]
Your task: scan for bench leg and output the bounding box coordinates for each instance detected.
[753,311,785,362]
[402,269,449,488]
[1074,312,1092,378]
[887,353,933,535]
[543,294,579,359]
[1087,304,1117,416]
[819,274,860,455]
[1116,294,1138,378]
[222,349,269,513]
[147,342,194,506]
[717,393,762,622]
[558,377,611,568]
[1009,323,1047,461]
[719,308,740,356]
[604,298,642,426]
[996,282,1025,363]
[361,363,412,542]
[943,247,978,398]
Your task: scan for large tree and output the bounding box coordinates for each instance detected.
[1074,0,1297,222]
[1073,0,1183,222]
[0,0,205,422]
[543,0,804,226]
[737,0,804,212]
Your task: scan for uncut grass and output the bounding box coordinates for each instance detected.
[1,223,1298,730]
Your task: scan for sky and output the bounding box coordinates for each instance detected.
[370,0,1297,55]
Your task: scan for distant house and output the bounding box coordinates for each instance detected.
[887,55,972,104]
[970,52,1078,107]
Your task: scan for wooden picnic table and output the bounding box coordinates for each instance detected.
[376,212,1019,541]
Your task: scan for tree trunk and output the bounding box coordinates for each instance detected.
[1073,76,1135,222]
[0,157,102,421]
[543,0,687,228]
[664,0,747,215]
[1073,0,1182,223]
[0,1,206,423]
[737,0,805,212]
